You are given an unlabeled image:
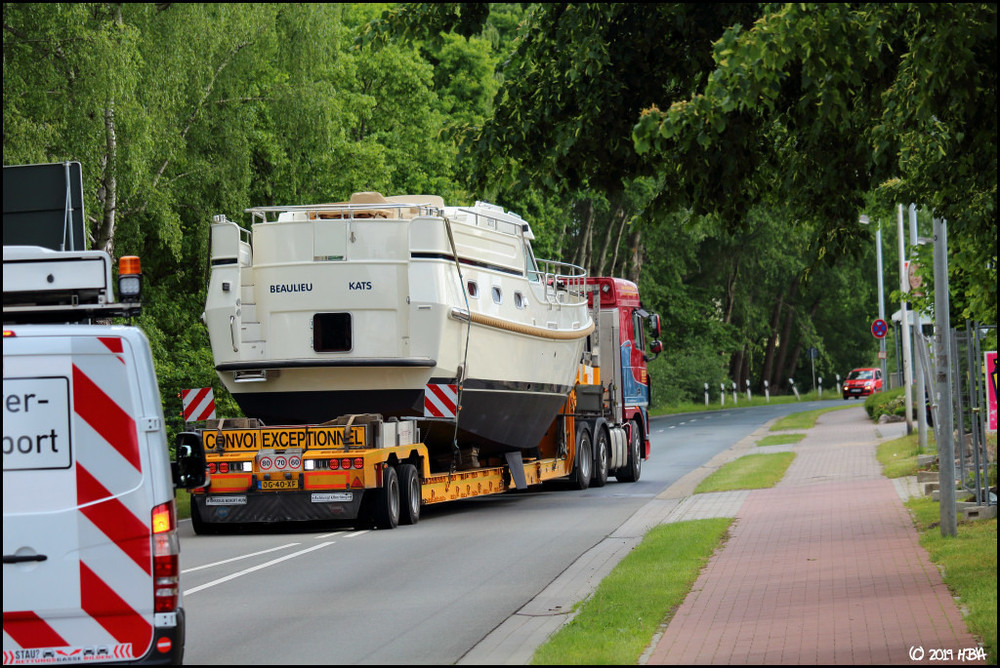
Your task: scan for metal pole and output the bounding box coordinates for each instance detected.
[933,216,957,537]
[909,204,929,449]
[876,222,887,383]
[898,205,913,434]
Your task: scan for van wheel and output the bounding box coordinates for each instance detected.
[591,425,610,488]
[398,463,421,526]
[615,420,642,483]
[374,465,400,529]
[573,425,592,490]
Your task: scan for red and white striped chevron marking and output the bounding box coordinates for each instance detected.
[181,387,216,422]
[2,337,153,661]
[424,383,458,419]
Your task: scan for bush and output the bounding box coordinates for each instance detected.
[865,387,906,420]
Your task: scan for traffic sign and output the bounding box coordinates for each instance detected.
[871,319,888,339]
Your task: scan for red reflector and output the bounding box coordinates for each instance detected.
[219,461,229,474]
[329,459,340,470]
[353,457,364,470]
[208,462,217,474]
[157,637,172,654]
[341,458,351,470]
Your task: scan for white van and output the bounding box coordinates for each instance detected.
[3,246,206,665]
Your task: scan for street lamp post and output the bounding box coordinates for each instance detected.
[897,205,913,434]
[860,215,888,384]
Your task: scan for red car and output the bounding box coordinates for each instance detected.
[842,367,883,399]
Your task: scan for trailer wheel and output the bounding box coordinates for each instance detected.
[398,463,421,526]
[373,465,400,529]
[591,424,610,488]
[615,419,642,483]
[573,425,592,490]
[190,499,218,535]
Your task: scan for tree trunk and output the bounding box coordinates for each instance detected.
[95,101,118,257]
[627,225,643,284]
[596,203,623,276]
[571,199,594,270]
[770,277,800,390]
[760,291,785,391]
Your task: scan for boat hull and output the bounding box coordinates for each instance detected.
[225,376,573,455]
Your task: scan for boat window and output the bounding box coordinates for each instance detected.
[491,286,503,304]
[525,242,541,282]
[514,291,525,309]
[313,313,352,352]
[467,281,479,298]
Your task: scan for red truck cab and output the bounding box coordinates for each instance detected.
[584,278,661,466]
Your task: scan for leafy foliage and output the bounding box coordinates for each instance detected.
[4,3,992,420]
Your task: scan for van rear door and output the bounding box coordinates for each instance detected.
[3,329,157,664]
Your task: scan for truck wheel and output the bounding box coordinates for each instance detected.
[398,463,421,526]
[573,425,592,490]
[374,465,400,529]
[615,419,642,483]
[190,499,217,535]
[591,425,610,488]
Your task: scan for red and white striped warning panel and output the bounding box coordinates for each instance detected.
[3,336,154,663]
[181,386,216,422]
[423,383,458,419]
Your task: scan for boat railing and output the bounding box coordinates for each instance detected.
[245,202,443,224]
[211,215,252,266]
[531,259,588,307]
[451,205,525,238]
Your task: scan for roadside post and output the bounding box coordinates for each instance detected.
[789,378,799,400]
[745,379,751,401]
[704,383,709,406]
[764,380,770,402]
[732,382,737,405]
[818,377,823,399]
[720,383,725,406]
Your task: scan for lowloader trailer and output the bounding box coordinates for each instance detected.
[186,276,661,532]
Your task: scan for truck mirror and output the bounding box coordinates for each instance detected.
[650,340,663,355]
[649,314,662,338]
[173,432,208,489]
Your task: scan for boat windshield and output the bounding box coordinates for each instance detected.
[525,242,541,282]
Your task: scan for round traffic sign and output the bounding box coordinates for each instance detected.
[871,318,888,339]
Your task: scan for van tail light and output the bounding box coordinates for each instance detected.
[152,501,180,613]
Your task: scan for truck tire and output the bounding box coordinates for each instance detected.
[615,419,642,483]
[190,499,218,535]
[591,424,610,488]
[573,425,592,490]
[373,465,400,529]
[398,463,421,526]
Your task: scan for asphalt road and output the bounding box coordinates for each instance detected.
[178,398,845,664]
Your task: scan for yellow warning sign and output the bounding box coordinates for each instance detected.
[203,426,367,451]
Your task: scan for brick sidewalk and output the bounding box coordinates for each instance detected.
[644,407,985,665]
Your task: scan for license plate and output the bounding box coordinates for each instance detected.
[261,479,299,490]
[850,388,861,393]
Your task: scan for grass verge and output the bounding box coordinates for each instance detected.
[907,496,996,664]
[176,488,191,520]
[756,433,805,447]
[531,518,732,665]
[877,432,996,664]
[694,452,795,494]
[652,389,842,416]
[769,403,854,431]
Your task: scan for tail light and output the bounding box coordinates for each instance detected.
[151,501,180,613]
[219,461,229,474]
